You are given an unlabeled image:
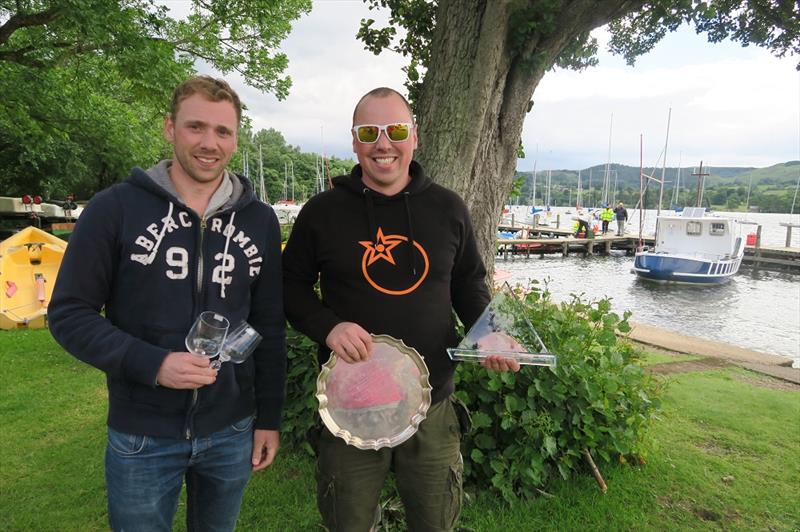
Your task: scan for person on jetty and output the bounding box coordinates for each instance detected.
[282,86,520,531]
[573,207,590,237]
[49,75,286,532]
[614,201,629,236]
[600,204,614,234]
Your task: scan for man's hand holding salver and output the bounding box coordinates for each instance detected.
[326,322,373,363]
[156,352,218,389]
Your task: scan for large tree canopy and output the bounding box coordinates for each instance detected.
[358,0,800,276]
[0,0,311,199]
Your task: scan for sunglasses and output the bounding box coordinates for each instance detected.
[352,123,414,144]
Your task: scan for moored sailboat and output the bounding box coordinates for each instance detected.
[632,161,745,284]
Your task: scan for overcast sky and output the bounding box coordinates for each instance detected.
[182,0,799,171]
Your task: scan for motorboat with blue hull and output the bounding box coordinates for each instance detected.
[632,207,744,284]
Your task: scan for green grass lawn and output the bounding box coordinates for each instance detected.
[2,329,798,531]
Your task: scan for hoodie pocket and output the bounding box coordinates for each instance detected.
[129,325,192,410]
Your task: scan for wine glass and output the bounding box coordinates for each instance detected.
[211,321,262,370]
[185,311,230,363]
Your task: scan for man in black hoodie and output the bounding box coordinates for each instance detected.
[49,76,286,531]
[283,87,519,531]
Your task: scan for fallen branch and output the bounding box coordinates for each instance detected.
[582,448,608,492]
[535,488,555,499]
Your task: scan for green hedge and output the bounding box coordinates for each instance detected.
[455,283,663,502]
[281,283,663,502]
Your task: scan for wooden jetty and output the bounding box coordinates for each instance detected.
[496,224,800,272]
[496,233,646,259]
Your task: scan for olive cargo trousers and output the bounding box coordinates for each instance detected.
[313,396,471,532]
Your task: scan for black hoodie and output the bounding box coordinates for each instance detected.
[49,163,286,439]
[283,161,489,404]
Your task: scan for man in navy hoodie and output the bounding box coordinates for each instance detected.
[49,76,286,532]
[283,87,519,531]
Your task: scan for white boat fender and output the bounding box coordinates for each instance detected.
[34,273,45,303]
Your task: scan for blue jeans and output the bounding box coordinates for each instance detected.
[105,416,254,532]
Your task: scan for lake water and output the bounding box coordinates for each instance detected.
[498,206,800,361]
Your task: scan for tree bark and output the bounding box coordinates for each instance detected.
[415,0,643,282]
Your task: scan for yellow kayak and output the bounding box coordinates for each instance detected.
[0,226,67,329]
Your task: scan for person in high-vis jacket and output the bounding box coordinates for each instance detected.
[600,204,615,234]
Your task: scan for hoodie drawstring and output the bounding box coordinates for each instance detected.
[137,202,174,265]
[364,188,378,245]
[403,192,417,277]
[363,188,418,279]
[219,211,236,299]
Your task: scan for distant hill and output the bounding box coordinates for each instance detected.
[726,161,800,186]
[515,161,799,193]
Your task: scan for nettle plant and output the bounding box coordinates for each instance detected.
[454,282,663,502]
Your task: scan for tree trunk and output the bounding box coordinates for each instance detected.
[415,0,642,282]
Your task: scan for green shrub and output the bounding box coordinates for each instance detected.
[281,326,319,455]
[281,283,664,504]
[454,282,664,502]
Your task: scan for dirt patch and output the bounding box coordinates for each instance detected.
[694,439,751,458]
[731,372,800,391]
[647,357,731,375]
[692,507,722,522]
[646,357,800,389]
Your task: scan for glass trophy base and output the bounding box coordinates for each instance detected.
[447,348,557,367]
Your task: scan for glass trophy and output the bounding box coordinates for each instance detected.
[447,282,556,367]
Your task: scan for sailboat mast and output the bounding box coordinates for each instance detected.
[639,134,644,250]
[259,144,267,202]
[693,161,709,207]
[612,170,618,205]
[546,170,551,208]
[603,113,614,205]
[672,152,682,207]
[283,162,288,201]
[290,160,295,202]
[657,108,672,217]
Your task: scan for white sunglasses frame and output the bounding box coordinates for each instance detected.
[352,123,414,144]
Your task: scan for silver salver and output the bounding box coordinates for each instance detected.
[316,334,432,450]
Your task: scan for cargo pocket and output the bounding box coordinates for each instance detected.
[449,395,472,436]
[445,452,464,529]
[316,463,337,530]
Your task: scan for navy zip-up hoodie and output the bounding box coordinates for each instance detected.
[283,161,490,405]
[49,163,286,439]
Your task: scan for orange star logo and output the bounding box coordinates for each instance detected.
[359,227,404,266]
[358,227,430,296]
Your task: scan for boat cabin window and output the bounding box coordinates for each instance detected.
[709,222,726,235]
[686,221,702,235]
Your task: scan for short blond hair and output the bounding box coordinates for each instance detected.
[171,75,242,125]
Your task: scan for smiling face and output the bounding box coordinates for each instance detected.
[164,93,238,187]
[352,92,417,196]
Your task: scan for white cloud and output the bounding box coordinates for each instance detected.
[522,48,798,170]
[188,1,799,170]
